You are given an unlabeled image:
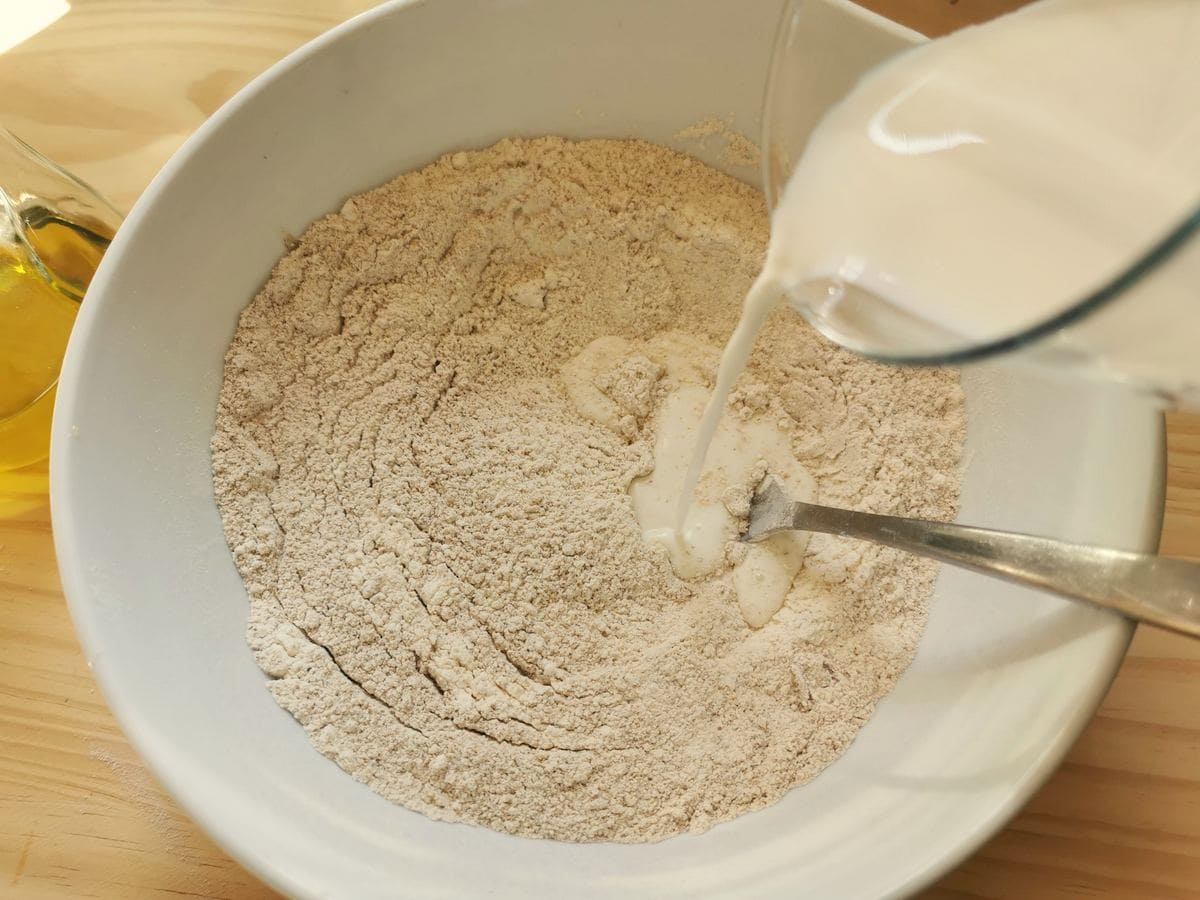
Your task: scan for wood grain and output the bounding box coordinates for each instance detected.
[1,2,1197,898]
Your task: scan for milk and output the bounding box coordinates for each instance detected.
[567,331,817,629]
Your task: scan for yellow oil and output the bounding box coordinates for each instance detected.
[0,210,112,508]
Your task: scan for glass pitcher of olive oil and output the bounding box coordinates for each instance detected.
[0,128,120,512]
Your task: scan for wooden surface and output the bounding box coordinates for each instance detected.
[1,1,1198,898]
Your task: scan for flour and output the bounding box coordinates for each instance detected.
[211,137,964,842]
[675,115,763,170]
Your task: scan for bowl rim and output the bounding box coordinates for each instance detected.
[49,0,1157,896]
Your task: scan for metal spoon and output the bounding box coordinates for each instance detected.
[744,476,1200,638]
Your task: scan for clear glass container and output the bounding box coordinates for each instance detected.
[0,127,120,510]
[762,0,1200,406]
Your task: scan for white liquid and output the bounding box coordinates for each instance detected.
[631,379,816,628]
[673,272,782,533]
[561,333,816,628]
[655,274,819,627]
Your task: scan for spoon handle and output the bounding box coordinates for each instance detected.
[793,502,1200,638]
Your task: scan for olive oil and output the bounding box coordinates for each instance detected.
[0,209,112,500]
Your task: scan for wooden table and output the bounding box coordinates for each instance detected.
[2,2,1198,897]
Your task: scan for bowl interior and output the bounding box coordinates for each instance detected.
[53,0,1163,897]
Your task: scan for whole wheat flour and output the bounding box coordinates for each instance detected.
[211,137,965,842]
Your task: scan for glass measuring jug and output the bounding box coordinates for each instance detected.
[761,0,1200,406]
[0,127,119,485]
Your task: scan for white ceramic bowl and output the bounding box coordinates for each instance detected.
[52,0,1164,897]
